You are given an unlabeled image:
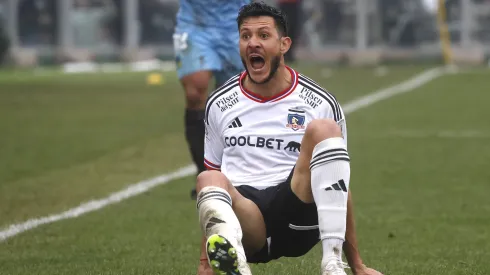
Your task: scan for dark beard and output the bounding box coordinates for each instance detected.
[241,55,281,85]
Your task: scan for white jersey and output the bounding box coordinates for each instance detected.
[204,66,347,189]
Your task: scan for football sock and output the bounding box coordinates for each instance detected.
[185,109,206,174]
[310,137,350,264]
[197,186,247,262]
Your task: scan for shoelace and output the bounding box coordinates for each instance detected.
[323,257,350,275]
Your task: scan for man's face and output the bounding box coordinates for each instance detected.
[239,16,284,84]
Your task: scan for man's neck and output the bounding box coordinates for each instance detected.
[244,65,292,98]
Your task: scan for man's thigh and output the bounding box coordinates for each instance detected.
[228,185,267,257]
[236,173,320,263]
[290,128,317,203]
[173,24,223,79]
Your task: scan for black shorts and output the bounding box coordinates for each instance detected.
[235,169,320,263]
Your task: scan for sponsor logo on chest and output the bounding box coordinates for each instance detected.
[224,135,301,153]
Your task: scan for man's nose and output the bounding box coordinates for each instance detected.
[247,35,261,49]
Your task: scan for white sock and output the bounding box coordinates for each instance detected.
[196,186,248,266]
[310,137,350,264]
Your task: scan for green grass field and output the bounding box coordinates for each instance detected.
[0,65,489,275]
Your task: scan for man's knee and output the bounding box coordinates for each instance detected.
[196,170,230,193]
[181,72,211,109]
[185,85,208,108]
[304,119,342,145]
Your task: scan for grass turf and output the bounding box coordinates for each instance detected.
[0,65,488,275]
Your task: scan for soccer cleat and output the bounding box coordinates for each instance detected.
[206,234,242,275]
[321,256,349,275]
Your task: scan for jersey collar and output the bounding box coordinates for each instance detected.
[239,66,299,103]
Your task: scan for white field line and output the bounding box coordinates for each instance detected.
[367,130,490,139]
[342,67,446,113]
[0,66,449,242]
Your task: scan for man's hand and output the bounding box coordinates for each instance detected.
[352,264,383,275]
[197,260,214,275]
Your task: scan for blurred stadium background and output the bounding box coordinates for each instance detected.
[0,0,490,67]
[0,1,489,275]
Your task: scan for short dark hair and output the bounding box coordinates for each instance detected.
[237,2,288,37]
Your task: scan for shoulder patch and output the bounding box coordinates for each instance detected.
[298,74,343,122]
[205,75,240,123]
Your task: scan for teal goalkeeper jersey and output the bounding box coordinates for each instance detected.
[176,0,251,28]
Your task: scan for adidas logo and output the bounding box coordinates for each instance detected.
[205,217,225,234]
[228,117,242,128]
[325,179,347,192]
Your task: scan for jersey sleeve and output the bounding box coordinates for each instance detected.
[204,108,224,171]
[321,97,348,146]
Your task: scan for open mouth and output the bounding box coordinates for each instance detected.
[249,55,265,70]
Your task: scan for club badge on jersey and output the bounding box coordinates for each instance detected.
[286,107,306,131]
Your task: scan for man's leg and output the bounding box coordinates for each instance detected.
[290,119,350,274]
[180,71,211,200]
[196,170,266,274]
[181,71,211,169]
[174,26,223,199]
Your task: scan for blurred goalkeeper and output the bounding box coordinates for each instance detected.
[173,0,251,200]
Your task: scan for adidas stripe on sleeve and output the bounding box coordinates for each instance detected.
[298,74,347,144]
[204,112,223,170]
[203,78,239,171]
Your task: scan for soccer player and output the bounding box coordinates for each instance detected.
[196,2,383,275]
[173,0,251,199]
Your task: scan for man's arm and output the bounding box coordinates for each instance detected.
[343,190,365,271]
